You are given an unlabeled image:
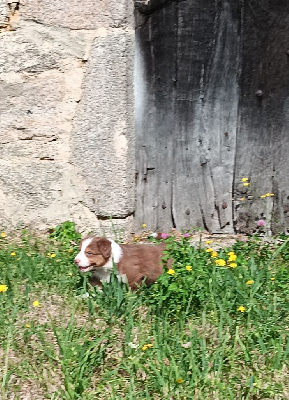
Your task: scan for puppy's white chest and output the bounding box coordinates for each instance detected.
[91,267,127,284]
[91,267,112,283]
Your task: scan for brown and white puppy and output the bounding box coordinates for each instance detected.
[75,237,167,290]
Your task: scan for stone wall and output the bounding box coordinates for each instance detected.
[0,0,135,237]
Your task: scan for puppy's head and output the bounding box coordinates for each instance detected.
[75,237,111,273]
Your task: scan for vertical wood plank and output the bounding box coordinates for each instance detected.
[135,2,177,230]
[172,0,240,233]
[234,0,289,234]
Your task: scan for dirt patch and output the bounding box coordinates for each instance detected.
[129,229,286,250]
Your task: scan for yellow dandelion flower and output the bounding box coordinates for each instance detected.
[269,193,274,196]
[146,343,153,348]
[142,223,147,228]
[176,378,184,384]
[215,259,226,267]
[167,269,175,275]
[25,324,31,328]
[243,182,250,187]
[229,263,237,268]
[228,251,235,256]
[265,193,271,197]
[237,306,246,312]
[260,194,266,198]
[10,252,16,256]
[0,284,8,293]
[50,253,56,258]
[246,280,254,285]
[205,240,213,244]
[270,277,275,281]
[211,251,218,258]
[241,177,248,182]
[142,345,148,351]
[0,232,6,238]
[32,300,41,308]
[46,253,51,257]
[186,265,192,271]
[206,248,214,253]
[229,254,237,262]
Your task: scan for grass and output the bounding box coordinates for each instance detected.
[0,223,289,399]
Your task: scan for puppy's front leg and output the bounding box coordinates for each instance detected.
[89,274,102,290]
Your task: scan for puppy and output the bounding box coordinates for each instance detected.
[75,237,168,290]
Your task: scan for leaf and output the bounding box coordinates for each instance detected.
[168,283,180,292]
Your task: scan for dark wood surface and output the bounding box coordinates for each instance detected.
[135,0,289,234]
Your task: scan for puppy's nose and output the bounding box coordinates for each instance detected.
[75,258,80,265]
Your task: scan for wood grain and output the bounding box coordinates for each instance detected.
[135,0,289,234]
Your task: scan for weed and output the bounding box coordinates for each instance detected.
[49,221,81,248]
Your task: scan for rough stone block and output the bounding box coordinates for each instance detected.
[20,0,133,30]
[0,0,6,24]
[71,30,135,219]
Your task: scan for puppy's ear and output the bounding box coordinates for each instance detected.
[98,238,112,259]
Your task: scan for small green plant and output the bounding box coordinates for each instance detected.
[49,221,81,248]
[146,235,211,314]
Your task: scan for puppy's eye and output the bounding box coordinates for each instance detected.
[86,252,93,256]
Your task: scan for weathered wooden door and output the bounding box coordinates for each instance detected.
[134,0,289,234]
